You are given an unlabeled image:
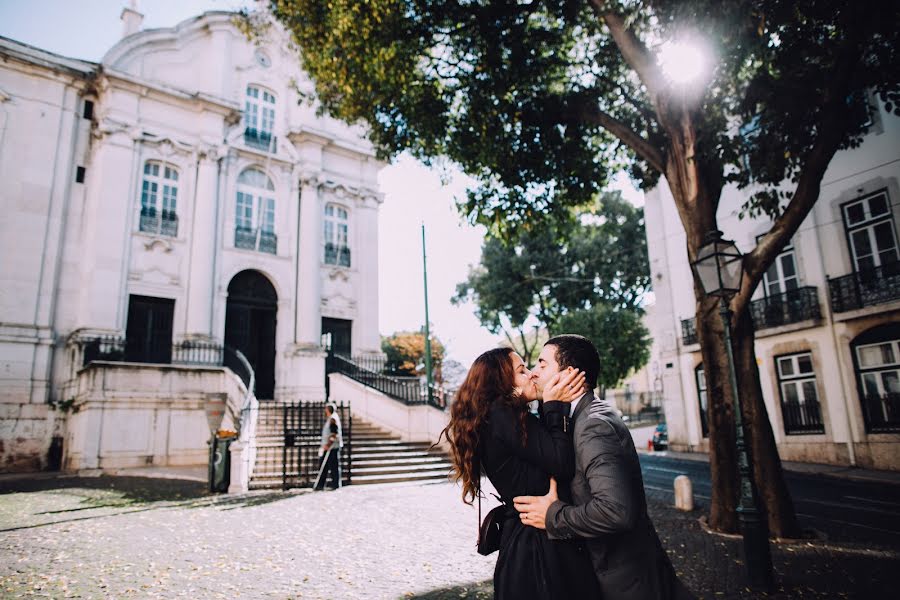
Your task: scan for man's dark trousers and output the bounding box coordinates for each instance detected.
[315,447,340,490]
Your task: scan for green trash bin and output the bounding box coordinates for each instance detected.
[208,432,237,493]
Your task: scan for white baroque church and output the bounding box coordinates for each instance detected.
[0,8,385,473]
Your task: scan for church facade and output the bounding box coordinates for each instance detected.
[0,10,384,471]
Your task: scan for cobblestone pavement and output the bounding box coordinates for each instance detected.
[1,476,898,599]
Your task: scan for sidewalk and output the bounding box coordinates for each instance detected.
[648,449,900,487]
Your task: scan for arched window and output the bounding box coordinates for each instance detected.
[323,204,350,267]
[235,168,277,254]
[139,161,178,237]
[244,85,276,152]
[852,323,900,433]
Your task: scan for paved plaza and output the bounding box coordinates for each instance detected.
[1,473,898,599]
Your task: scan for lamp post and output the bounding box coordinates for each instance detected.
[691,230,774,591]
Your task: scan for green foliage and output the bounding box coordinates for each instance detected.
[453,191,649,366]
[555,305,651,390]
[264,0,899,232]
[381,330,445,380]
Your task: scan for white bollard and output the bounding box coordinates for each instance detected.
[674,475,693,511]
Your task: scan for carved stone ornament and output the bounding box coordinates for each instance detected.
[143,238,174,253]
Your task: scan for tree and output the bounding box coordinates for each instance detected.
[265,0,900,536]
[381,331,445,382]
[556,304,651,392]
[453,191,650,363]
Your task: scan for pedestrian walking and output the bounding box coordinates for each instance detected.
[314,403,343,490]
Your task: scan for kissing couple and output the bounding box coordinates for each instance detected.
[441,335,695,599]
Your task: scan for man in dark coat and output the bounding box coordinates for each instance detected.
[515,335,695,600]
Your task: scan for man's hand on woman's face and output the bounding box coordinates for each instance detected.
[543,367,585,403]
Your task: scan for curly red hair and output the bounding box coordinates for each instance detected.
[440,347,528,504]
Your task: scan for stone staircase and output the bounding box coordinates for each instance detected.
[249,411,452,490]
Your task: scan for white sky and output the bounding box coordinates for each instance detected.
[0,0,643,366]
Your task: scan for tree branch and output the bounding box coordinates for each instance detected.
[578,103,666,173]
[735,33,864,316]
[590,3,666,101]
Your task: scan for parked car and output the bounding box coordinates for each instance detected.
[652,423,668,451]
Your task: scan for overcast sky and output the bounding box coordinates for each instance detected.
[0,0,642,366]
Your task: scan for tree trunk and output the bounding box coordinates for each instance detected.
[732,306,800,538]
[695,296,739,533]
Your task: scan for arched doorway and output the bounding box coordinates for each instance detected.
[225,270,277,399]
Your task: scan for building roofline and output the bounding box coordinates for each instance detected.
[0,35,97,79]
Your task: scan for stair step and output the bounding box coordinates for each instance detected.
[350,470,451,485]
[352,456,450,467]
[353,464,451,476]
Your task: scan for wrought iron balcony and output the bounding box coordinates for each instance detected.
[325,243,351,267]
[781,400,825,435]
[243,127,277,153]
[258,230,277,255]
[828,262,900,313]
[749,286,821,331]
[861,392,900,433]
[139,207,178,237]
[234,227,277,254]
[681,318,698,346]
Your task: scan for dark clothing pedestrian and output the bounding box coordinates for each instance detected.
[315,412,341,490]
[480,400,599,600]
[546,394,695,600]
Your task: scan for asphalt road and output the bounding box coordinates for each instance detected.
[639,453,900,549]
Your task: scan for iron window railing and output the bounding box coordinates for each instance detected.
[235,227,277,254]
[750,286,821,330]
[243,127,277,153]
[828,262,900,313]
[781,400,826,434]
[860,392,900,433]
[681,318,698,346]
[324,243,351,267]
[139,207,178,237]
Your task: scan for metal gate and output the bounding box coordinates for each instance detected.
[271,401,352,490]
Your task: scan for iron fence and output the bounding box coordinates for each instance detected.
[781,400,825,435]
[828,262,900,313]
[327,353,446,409]
[172,340,224,365]
[861,392,900,433]
[254,401,352,489]
[750,286,821,330]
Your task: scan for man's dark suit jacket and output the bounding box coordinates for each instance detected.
[546,393,695,600]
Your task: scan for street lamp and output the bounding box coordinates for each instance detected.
[691,230,774,591]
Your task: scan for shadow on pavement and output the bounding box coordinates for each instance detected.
[0,475,209,503]
[403,580,492,600]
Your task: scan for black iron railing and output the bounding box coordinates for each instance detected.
[861,392,900,433]
[244,127,277,153]
[139,207,178,237]
[235,228,277,254]
[750,286,821,331]
[681,318,698,346]
[326,353,447,409]
[324,243,351,267]
[828,262,900,313]
[781,400,825,435]
[81,335,126,365]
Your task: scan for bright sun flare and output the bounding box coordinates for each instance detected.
[658,39,710,85]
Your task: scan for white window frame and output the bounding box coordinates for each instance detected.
[139,160,179,237]
[856,339,900,399]
[775,352,824,433]
[245,85,276,136]
[842,190,899,273]
[324,203,350,266]
[234,168,276,253]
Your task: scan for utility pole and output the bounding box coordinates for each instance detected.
[421,223,434,405]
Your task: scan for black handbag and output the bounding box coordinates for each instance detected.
[477,488,506,556]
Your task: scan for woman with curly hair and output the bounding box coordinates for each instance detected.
[443,347,598,599]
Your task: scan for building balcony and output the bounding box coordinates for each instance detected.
[235,227,277,255]
[324,243,351,267]
[243,127,277,153]
[749,286,821,331]
[861,392,900,433]
[781,400,825,435]
[828,262,900,313]
[139,207,178,237]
